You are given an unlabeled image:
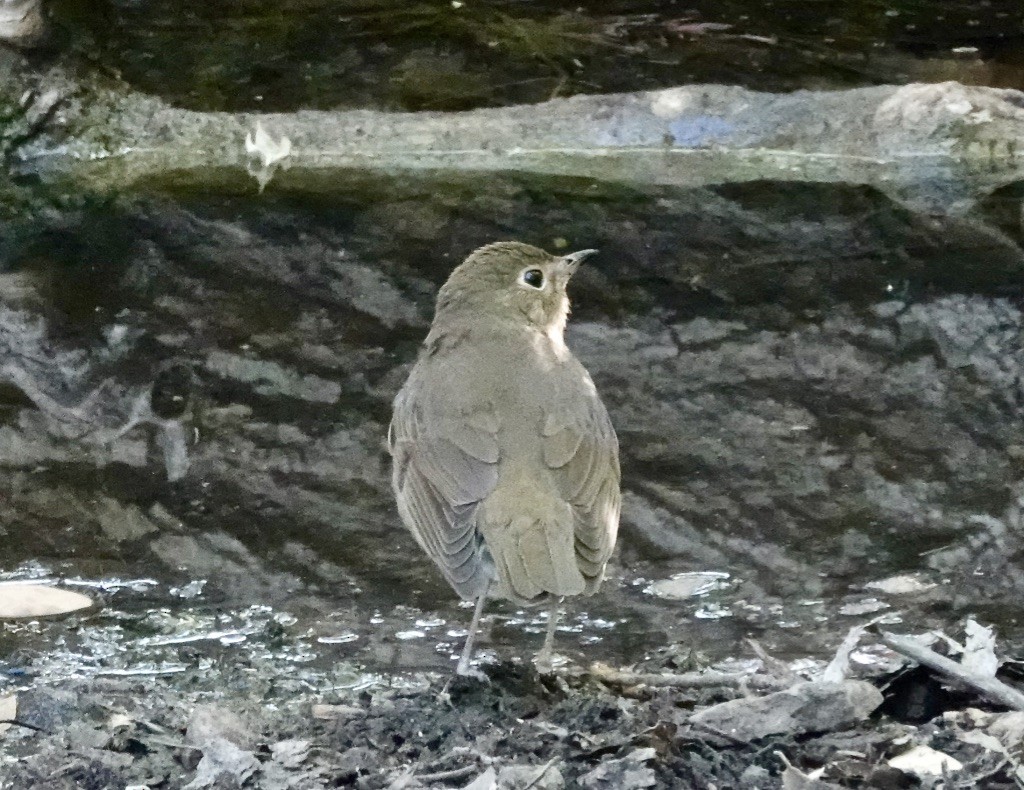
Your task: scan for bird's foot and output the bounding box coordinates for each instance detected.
[533,651,555,675]
[455,664,489,683]
[438,663,489,702]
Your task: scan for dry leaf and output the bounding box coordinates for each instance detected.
[270,738,310,769]
[184,736,258,789]
[988,711,1024,748]
[958,729,1007,756]
[579,749,656,789]
[0,583,94,618]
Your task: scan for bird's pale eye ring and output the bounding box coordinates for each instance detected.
[520,268,545,289]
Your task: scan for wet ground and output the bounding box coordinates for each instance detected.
[4,1,1024,788]
[2,177,1022,662]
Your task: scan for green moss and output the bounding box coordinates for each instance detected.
[474,12,602,62]
[390,51,491,111]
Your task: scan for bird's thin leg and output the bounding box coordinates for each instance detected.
[455,580,490,677]
[534,596,564,674]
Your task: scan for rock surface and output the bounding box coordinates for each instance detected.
[1,52,1022,210]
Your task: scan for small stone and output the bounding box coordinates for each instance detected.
[691,681,882,741]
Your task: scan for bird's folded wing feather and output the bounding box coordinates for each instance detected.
[390,390,500,595]
[542,383,621,584]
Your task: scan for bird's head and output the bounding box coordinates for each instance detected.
[435,241,597,337]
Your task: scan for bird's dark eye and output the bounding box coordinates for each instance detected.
[522,269,544,289]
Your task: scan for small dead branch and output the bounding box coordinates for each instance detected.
[413,764,478,783]
[3,87,66,161]
[521,757,560,790]
[588,661,785,690]
[1,363,111,435]
[747,638,801,686]
[878,630,1024,711]
[820,624,868,683]
[0,718,48,733]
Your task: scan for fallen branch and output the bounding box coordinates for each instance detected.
[3,57,1024,212]
[588,661,785,691]
[878,630,1024,712]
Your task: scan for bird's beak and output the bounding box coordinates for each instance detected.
[558,249,598,276]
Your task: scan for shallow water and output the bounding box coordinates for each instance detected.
[4,173,1024,680]
[50,0,1024,111]
[3,2,1024,686]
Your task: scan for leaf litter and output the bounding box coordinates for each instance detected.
[2,617,1024,788]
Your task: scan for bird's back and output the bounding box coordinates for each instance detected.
[390,322,620,603]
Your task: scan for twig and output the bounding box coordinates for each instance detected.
[820,625,866,683]
[878,630,1024,711]
[588,662,784,690]
[414,764,478,783]
[522,757,559,789]
[746,639,800,686]
[93,667,188,678]
[0,718,49,733]
[146,737,200,751]
[1,88,66,165]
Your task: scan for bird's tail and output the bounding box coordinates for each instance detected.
[481,510,585,602]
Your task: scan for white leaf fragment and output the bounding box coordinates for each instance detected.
[244,122,293,193]
[820,625,865,683]
[962,618,998,678]
[184,736,258,789]
[244,122,292,168]
[838,598,889,616]
[0,695,17,736]
[645,571,730,600]
[958,729,1007,755]
[864,574,936,595]
[888,745,963,777]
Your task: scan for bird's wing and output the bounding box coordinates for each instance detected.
[541,372,621,592]
[390,386,500,599]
